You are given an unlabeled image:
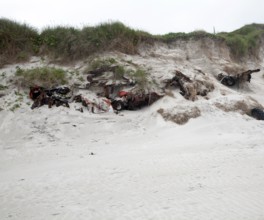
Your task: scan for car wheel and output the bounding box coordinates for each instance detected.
[251,108,264,120]
[226,77,236,86]
[112,100,124,111]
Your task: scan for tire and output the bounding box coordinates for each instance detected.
[225,77,236,86]
[251,108,264,120]
[57,87,70,95]
[112,100,124,111]
[127,101,136,110]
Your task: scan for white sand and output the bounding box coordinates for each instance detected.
[1,42,264,219]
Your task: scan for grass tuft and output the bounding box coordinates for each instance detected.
[40,26,81,60]
[159,30,221,43]
[0,84,8,90]
[132,69,148,88]
[40,22,152,62]
[1,18,264,65]
[0,18,39,67]
[88,58,117,71]
[15,66,68,88]
[217,24,264,59]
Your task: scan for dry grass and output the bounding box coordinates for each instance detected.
[214,99,263,115]
[1,18,264,67]
[215,101,249,114]
[223,64,245,75]
[157,107,201,125]
[164,89,175,98]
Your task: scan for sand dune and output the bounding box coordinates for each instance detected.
[0,42,264,219]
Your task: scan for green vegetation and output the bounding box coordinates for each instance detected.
[159,30,221,43]
[86,57,149,87]
[85,58,125,79]
[132,69,148,88]
[40,22,152,61]
[0,18,39,67]
[112,65,125,79]
[15,66,68,88]
[1,72,6,78]
[88,57,117,71]
[160,25,264,59]
[79,22,151,54]
[14,90,24,101]
[77,76,85,82]
[40,26,81,60]
[1,18,264,66]
[0,19,152,67]
[217,24,264,59]
[0,84,7,90]
[10,103,20,112]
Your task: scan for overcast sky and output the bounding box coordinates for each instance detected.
[1,0,264,34]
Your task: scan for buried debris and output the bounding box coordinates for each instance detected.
[74,90,163,113]
[73,94,113,113]
[214,101,251,115]
[29,85,162,113]
[218,69,260,87]
[157,106,201,125]
[164,70,214,101]
[214,98,264,121]
[88,65,119,76]
[111,90,163,111]
[83,60,163,111]
[30,86,71,109]
[251,108,264,120]
[86,65,135,98]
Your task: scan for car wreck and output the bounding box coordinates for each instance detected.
[218,69,260,87]
[86,65,136,98]
[29,86,71,109]
[84,64,164,111]
[164,70,214,101]
[73,94,113,113]
[111,90,164,111]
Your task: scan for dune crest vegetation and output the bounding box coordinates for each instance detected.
[1,18,264,67]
